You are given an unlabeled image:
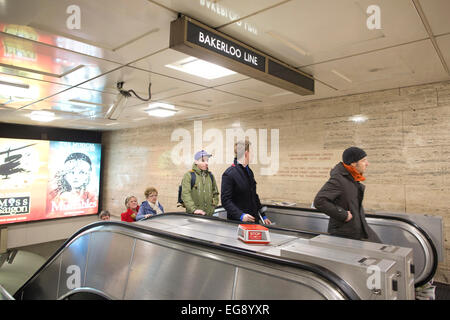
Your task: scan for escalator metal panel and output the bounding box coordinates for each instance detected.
[365,218,432,285]
[84,232,135,299]
[139,216,349,300]
[139,215,300,251]
[0,284,14,300]
[58,233,90,299]
[234,268,329,300]
[14,218,356,300]
[376,211,444,261]
[124,239,236,299]
[21,255,61,300]
[260,206,438,286]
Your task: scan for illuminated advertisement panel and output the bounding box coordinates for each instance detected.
[0,138,101,225]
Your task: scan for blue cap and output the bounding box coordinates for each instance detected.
[194,150,212,160]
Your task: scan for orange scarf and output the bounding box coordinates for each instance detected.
[342,162,366,182]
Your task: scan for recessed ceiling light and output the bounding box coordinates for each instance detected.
[29,110,56,122]
[349,115,368,123]
[145,102,178,117]
[165,57,236,80]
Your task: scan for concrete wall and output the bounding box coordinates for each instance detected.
[3,215,98,249]
[102,80,450,284]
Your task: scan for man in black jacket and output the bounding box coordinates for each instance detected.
[313,147,381,242]
[221,140,271,224]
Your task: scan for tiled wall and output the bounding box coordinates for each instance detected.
[102,80,450,284]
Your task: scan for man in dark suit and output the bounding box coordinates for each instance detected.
[313,147,381,242]
[221,140,271,224]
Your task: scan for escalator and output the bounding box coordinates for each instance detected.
[0,284,14,300]
[13,213,361,300]
[215,205,440,287]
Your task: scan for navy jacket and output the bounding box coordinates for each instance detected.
[221,159,262,222]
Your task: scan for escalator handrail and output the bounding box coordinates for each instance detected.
[260,204,439,287]
[58,287,114,300]
[14,212,360,300]
[0,284,14,300]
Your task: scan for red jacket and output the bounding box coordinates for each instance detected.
[121,206,139,222]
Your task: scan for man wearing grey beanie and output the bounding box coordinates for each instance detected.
[313,147,381,242]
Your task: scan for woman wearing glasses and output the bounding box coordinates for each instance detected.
[136,187,164,221]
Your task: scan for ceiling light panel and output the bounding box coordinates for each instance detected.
[131,49,248,87]
[146,107,177,117]
[301,39,448,93]
[0,32,120,87]
[214,78,327,106]
[417,0,450,36]
[29,110,55,122]
[151,0,281,28]
[219,0,428,68]
[162,88,260,112]
[13,1,175,64]
[166,57,236,79]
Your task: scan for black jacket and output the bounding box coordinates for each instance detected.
[313,162,380,242]
[221,159,262,221]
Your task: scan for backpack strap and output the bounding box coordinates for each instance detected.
[190,171,196,189]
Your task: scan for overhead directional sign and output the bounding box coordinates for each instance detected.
[170,16,314,96]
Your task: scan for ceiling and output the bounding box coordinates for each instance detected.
[0,0,449,131]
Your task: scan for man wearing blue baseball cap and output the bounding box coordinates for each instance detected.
[179,150,219,216]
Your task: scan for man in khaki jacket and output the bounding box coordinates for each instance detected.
[181,150,219,216]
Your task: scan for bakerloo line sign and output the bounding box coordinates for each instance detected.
[170,15,315,96]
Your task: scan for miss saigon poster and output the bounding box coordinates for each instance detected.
[0,138,49,224]
[0,138,101,225]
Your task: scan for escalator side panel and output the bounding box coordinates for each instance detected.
[268,211,328,233]
[84,232,135,299]
[15,220,355,300]
[21,255,61,300]
[264,208,434,285]
[374,212,444,262]
[235,268,329,300]
[367,222,426,284]
[124,239,236,299]
[58,233,90,298]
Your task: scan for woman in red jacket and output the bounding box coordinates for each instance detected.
[121,195,139,222]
